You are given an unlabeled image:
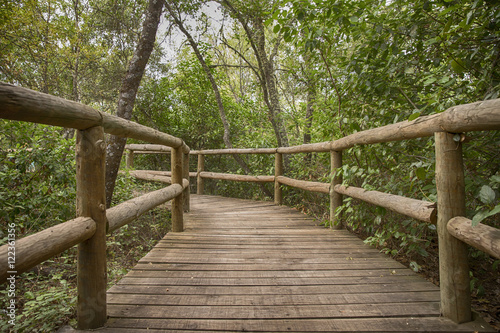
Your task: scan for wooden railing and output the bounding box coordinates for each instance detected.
[0,82,190,329]
[126,97,500,324]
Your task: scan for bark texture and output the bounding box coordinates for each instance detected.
[220,0,290,154]
[105,0,165,207]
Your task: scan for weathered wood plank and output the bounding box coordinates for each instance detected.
[108,302,442,319]
[107,291,441,306]
[107,282,440,296]
[105,317,494,332]
[104,195,494,332]
[113,275,426,286]
[124,268,416,278]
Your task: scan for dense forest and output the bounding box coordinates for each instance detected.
[0,0,499,331]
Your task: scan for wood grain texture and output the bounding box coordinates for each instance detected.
[0,217,95,283]
[277,176,329,193]
[76,126,107,329]
[447,217,500,259]
[0,83,188,151]
[200,171,274,182]
[334,185,437,223]
[435,132,471,323]
[330,150,343,229]
[171,146,183,232]
[107,184,183,233]
[103,195,494,332]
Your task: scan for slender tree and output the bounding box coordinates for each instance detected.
[219,0,290,152]
[165,1,272,197]
[105,0,165,207]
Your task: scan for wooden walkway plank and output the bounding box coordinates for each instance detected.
[104,195,494,332]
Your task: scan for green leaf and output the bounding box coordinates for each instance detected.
[423,77,437,86]
[408,112,420,121]
[350,122,361,132]
[273,24,281,33]
[479,185,495,205]
[486,204,500,218]
[416,167,426,180]
[472,210,489,226]
[450,59,466,74]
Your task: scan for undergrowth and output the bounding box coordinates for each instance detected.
[0,175,170,332]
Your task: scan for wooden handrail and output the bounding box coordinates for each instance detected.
[0,217,96,283]
[0,82,189,152]
[200,171,274,182]
[334,185,437,224]
[2,80,499,327]
[0,82,190,329]
[107,183,185,233]
[447,217,500,260]
[122,97,499,325]
[276,176,329,194]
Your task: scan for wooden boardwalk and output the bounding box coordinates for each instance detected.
[104,195,494,332]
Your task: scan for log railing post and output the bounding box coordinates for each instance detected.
[330,150,343,229]
[197,153,205,195]
[274,153,283,205]
[171,146,183,232]
[126,149,134,169]
[435,132,471,323]
[183,152,190,212]
[76,126,107,329]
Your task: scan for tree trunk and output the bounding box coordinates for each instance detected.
[303,84,315,162]
[63,0,81,140]
[105,0,164,207]
[253,17,289,150]
[219,0,289,158]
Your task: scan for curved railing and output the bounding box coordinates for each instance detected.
[0,82,190,329]
[126,97,500,324]
[1,81,499,328]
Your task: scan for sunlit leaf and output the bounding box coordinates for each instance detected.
[408,112,420,121]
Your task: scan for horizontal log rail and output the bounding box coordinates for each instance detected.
[108,182,188,233]
[128,170,172,184]
[0,82,191,329]
[447,217,500,260]
[276,176,329,194]
[0,83,189,152]
[199,171,274,182]
[334,185,437,224]
[136,170,198,178]
[123,97,500,325]
[0,217,96,283]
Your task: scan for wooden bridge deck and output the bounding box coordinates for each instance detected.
[104,195,493,332]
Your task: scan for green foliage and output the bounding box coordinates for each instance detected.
[471,174,500,226]
[0,121,76,241]
[0,271,77,333]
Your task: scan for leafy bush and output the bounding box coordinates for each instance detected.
[0,121,76,244]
